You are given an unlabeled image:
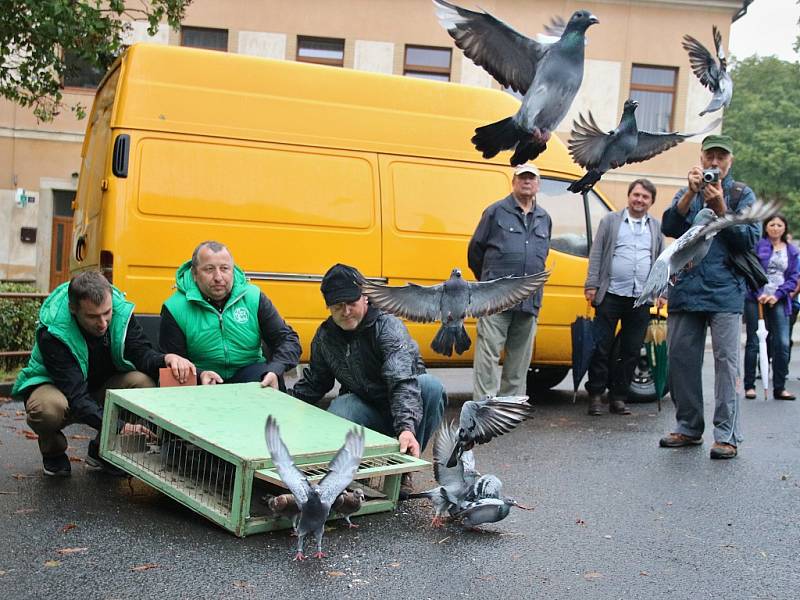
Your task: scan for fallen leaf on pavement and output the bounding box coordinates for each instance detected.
[640,571,649,576]
[0,490,19,495]
[44,560,60,568]
[56,547,88,555]
[21,431,38,440]
[68,434,91,440]
[326,571,346,577]
[387,562,401,568]
[232,580,253,589]
[67,456,84,463]
[584,571,603,581]
[131,563,159,572]
[11,473,30,480]
[60,523,77,533]
[15,508,35,514]
[15,411,25,416]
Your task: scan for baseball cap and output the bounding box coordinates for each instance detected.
[701,134,734,154]
[513,163,540,177]
[320,263,364,306]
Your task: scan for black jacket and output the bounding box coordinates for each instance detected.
[159,292,301,378]
[290,306,425,436]
[32,316,164,430]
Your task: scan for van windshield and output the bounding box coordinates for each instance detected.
[537,178,611,258]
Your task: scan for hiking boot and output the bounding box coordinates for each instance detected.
[398,473,414,501]
[609,397,632,415]
[42,453,71,477]
[86,440,128,477]
[710,442,737,459]
[587,393,604,416]
[659,432,703,448]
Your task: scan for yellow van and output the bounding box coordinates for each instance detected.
[70,44,614,395]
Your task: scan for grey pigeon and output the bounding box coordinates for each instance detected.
[331,489,365,528]
[567,99,721,193]
[682,26,733,116]
[465,473,504,502]
[410,421,478,527]
[634,198,783,308]
[432,0,598,165]
[360,267,550,357]
[264,415,364,560]
[451,497,531,529]
[446,395,533,468]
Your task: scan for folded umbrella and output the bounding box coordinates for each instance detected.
[571,301,595,403]
[757,303,769,400]
[644,306,668,411]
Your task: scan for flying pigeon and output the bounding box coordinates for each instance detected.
[264,416,365,560]
[451,497,532,529]
[446,395,533,468]
[634,198,784,308]
[682,25,733,116]
[410,421,478,527]
[360,268,550,356]
[567,99,722,193]
[432,0,599,165]
[331,489,365,529]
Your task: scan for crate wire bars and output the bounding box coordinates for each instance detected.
[101,383,429,536]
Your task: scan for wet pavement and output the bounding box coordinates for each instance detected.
[1,350,799,599]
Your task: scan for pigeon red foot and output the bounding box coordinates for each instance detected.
[312,551,327,559]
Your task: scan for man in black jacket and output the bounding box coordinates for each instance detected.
[290,264,447,494]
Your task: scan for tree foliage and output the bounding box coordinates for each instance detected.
[0,282,41,373]
[0,0,191,121]
[723,56,800,226]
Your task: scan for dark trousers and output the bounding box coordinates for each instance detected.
[586,293,651,397]
[227,362,287,392]
[743,298,790,392]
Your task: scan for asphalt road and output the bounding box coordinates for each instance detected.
[2,350,799,599]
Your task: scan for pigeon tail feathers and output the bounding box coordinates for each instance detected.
[568,169,602,194]
[472,117,528,160]
[634,260,668,308]
[431,323,472,356]
[510,137,548,165]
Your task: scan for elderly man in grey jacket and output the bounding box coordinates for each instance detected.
[584,179,665,416]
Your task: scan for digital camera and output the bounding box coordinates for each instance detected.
[702,167,720,185]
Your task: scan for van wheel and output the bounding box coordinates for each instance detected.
[526,366,570,394]
[610,333,664,403]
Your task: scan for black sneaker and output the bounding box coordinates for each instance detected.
[86,440,128,477]
[43,453,72,477]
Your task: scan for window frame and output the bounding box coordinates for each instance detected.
[61,49,105,92]
[629,63,679,132]
[296,35,345,67]
[180,26,229,52]
[403,44,452,81]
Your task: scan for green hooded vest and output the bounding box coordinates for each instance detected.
[163,261,263,379]
[12,282,135,398]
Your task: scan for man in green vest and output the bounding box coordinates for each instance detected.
[159,241,301,388]
[13,271,196,477]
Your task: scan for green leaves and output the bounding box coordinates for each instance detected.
[0,282,41,373]
[724,56,800,225]
[0,0,191,121]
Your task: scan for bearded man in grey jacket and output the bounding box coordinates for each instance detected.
[584,179,665,416]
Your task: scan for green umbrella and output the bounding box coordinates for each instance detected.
[644,307,668,411]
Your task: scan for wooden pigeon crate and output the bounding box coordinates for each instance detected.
[100,383,428,537]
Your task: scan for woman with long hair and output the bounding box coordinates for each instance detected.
[744,214,799,400]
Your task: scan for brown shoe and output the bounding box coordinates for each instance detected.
[398,473,414,500]
[659,432,703,448]
[587,393,604,416]
[710,442,737,459]
[609,397,631,415]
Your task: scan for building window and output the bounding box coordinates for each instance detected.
[296,36,345,67]
[62,50,105,90]
[404,45,451,81]
[181,26,229,51]
[630,65,678,132]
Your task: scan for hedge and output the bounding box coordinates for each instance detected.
[0,282,42,373]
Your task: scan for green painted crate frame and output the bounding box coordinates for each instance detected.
[100,383,429,537]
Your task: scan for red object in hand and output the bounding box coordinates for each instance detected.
[159,367,197,387]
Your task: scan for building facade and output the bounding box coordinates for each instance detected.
[0,0,745,289]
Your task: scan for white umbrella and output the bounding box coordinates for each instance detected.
[757,303,770,400]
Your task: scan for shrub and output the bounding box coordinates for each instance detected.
[0,282,42,374]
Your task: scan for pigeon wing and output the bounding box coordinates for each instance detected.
[682,33,720,91]
[696,198,784,240]
[567,112,611,169]
[628,119,721,165]
[361,280,443,323]
[466,270,550,318]
[713,25,726,62]
[319,427,365,506]
[460,397,533,445]
[433,421,469,495]
[264,416,310,505]
[432,0,545,94]
[542,14,567,38]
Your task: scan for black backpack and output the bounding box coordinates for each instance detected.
[725,182,768,291]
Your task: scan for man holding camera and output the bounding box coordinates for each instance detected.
[658,135,759,460]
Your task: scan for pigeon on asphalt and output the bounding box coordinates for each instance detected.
[331,489,365,529]
[682,26,733,116]
[409,421,478,527]
[432,0,599,165]
[264,415,365,560]
[446,395,533,468]
[360,268,550,357]
[567,99,721,193]
[451,497,532,529]
[634,198,784,308]
[465,473,504,502]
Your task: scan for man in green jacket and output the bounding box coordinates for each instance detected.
[159,241,301,388]
[12,271,195,477]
